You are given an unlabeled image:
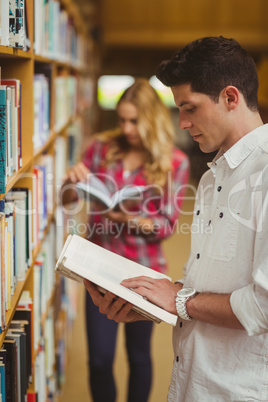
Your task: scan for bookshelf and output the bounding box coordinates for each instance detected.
[0,0,96,400]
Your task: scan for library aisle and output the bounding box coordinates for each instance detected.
[60,195,195,402]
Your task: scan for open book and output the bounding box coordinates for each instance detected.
[76,174,148,209]
[55,234,178,326]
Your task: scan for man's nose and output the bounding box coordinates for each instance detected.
[178,116,192,130]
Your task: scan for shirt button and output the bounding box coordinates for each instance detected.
[219,212,224,218]
[197,253,200,259]
[176,356,179,362]
[180,322,183,328]
[196,210,200,215]
[208,220,211,225]
[217,186,222,192]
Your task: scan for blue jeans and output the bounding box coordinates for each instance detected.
[85,291,154,402]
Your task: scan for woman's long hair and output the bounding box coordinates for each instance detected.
[97,78,175,187]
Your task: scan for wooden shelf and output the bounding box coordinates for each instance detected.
[0,0,97,399]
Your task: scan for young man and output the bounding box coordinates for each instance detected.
[84,36,268,401]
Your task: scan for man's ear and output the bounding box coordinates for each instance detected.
[222,86,239,110]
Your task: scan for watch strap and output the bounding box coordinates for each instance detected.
[176,294,194,321]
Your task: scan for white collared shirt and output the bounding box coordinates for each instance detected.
[168,124,268,401]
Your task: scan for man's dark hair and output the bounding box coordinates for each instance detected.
[156,36,259,111]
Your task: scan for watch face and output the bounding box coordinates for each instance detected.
[179,288,196,297]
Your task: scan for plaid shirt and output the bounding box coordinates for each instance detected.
[83,140,190,273]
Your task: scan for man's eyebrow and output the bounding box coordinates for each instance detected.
[178,101,190,107]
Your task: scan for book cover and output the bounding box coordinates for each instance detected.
[76,174,148,209]
[55,234,178,326]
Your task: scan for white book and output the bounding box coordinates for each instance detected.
[76,174,148,210]
[55,234,178,326]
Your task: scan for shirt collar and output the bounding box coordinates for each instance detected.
[208,124,268,172]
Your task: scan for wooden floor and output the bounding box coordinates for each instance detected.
[60,196,194,402]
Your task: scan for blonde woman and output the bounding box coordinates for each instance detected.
[62,79,189,402]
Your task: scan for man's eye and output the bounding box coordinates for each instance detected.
[186,107,196,113]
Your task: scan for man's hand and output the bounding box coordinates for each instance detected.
[83,279,147,323]
[121,276,183,315]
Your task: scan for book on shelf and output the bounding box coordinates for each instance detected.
[1,79,22,172]
[12,311,33,385]
[5,190,30,282]
[2,338,17,402]
[27,392,37,402]
[9,187,33,267]
[9,0,26,49]
[0,200,6,333]
[76,174,148,210]
[0,85,7,194]
[33,74,50,151]
[0,0,10,46]
[6,328,28,402]
[0,359,5,402]
[55,234,178,326]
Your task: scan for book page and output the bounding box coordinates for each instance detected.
[56,235,177,326]
[76,174,112,207]
[64,235,169,281]
[112,185,148,206]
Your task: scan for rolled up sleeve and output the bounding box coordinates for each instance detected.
[230,283,268,336]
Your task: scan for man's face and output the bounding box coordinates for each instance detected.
[171,84,233,153]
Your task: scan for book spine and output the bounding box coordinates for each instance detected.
[0,200,6,331]
[1,0,10,46]
[0,87,7,194]
[9,0,25,48]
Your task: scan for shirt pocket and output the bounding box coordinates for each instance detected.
[207,205,239,262]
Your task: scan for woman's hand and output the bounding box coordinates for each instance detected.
[83,279,147,323]
[63,162,90,184]
[61,162,90,205]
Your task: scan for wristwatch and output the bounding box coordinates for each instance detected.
[176,287,198,321]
